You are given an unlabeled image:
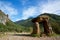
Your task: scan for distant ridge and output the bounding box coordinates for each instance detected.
[15,13,60,34]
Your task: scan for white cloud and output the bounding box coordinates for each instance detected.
[21,0,60,20]
[20,0,28,5]
[41,0,60,15]
[0,1,18,21]
[21,6,40,19]
[0,0,60,21]
[15,18,22,21]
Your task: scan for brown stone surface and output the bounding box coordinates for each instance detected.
[32,15,52,36]
[31,22,40,35]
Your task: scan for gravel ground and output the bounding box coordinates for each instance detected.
[0,33,60,40]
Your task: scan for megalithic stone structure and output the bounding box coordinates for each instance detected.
[31,14,52,36]
[32,22,40,35]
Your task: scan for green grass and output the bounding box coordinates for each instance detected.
[31,34,40,37]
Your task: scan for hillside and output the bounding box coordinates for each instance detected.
[1,9,60,34]
[15,13,60,34]
[0,10,24,32]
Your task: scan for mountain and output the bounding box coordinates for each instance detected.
[15,13,60,34]
[16,17,33,27]
[0,10,24,32]
[15,17,34,32]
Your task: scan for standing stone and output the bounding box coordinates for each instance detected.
[32,22,40,35]
[31,14,52,36]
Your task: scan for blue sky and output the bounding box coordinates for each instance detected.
[0,0,60,22]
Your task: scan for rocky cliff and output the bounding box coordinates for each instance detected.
[0,10,9,25]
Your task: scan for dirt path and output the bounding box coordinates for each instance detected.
[0,33,60,40]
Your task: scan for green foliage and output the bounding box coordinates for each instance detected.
[0,10,23,33]
[16,13,60,34]
[0,20,24,32]
[31,34,40,37]
[0,10,60,35]
[40,13,60,34]
[15,18,34,32]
